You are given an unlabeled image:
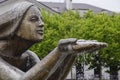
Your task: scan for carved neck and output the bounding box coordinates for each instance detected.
[0,36,34,58]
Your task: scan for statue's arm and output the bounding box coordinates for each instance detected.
[45,38,78,80]
[20,38,107,80]
[46,39,107,80]
[21,38,77,80]
[46,53,77,80]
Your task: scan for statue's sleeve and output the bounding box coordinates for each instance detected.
[22,50,40,71]
[26,50,40,63]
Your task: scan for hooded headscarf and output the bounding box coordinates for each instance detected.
[0,0,34,39]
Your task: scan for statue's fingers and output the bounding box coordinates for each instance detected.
[77,39,98,42]
[76,40,107,47]
[58,38,77,46]
[77,39,86,42]
[72,41,107,53]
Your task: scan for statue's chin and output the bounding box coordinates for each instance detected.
[16,35,44,43]
[32,38,44,43]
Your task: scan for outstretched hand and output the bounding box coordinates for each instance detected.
[58,38,107,55]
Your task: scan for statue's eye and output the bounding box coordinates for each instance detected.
[30,16,39,22]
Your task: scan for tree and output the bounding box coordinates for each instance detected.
[82,10,120,79]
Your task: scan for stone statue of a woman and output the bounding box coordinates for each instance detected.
[0,0,107,80]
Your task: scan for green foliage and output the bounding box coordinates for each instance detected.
[30,9,120,73]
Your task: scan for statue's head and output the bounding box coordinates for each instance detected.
[0,0,44,42]
[17,6,44,42]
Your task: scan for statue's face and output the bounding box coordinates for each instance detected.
[17,6,44,42]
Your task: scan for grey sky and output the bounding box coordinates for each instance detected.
[37,0,120,13]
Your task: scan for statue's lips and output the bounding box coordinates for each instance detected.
[36,30,44,35]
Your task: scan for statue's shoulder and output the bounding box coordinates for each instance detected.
[0,57,24,80]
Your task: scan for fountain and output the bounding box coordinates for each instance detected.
[0,0,107,80]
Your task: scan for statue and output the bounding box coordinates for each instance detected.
[0,0,107,80]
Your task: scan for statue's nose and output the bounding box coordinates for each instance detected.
[38,22,44,28]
